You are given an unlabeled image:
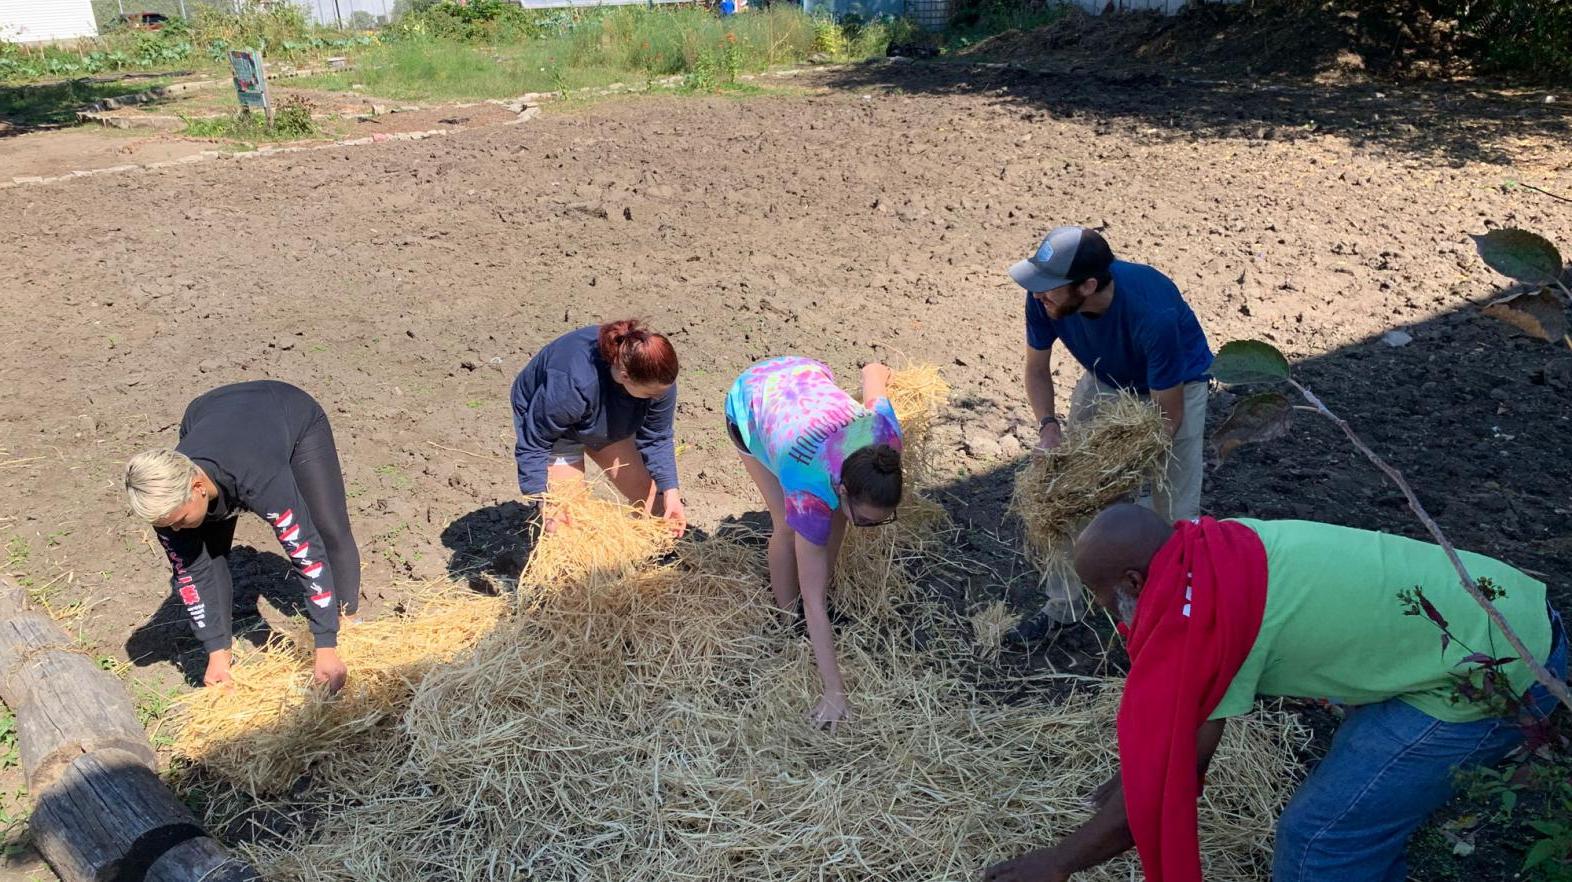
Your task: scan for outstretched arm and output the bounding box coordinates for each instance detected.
[1150,384,1186,439]
[984,719,1227,881]
[795,532,848,729]
[860,362,892,408]
[1025,346,1061,450]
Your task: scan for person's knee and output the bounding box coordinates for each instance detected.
[1271,802,1317,882]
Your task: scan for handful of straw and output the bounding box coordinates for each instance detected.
[1011,394,1170,577]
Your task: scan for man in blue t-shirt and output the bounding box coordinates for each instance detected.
[1008,226,1214,636]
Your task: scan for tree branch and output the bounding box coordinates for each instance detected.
[1287,377,1572,713]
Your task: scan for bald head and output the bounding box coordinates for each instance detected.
[1073,504,1175,608]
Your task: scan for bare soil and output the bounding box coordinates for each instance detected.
[0,59,1569,879]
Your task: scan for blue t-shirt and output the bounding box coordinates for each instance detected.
[1024,260,1213,393]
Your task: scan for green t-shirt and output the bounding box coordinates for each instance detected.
[1210,519,1552,723]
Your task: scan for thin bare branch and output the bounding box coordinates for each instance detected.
[1287,377,1572,713]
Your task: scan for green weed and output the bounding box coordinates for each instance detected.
[182,94,319,141]
[3,536,27,569]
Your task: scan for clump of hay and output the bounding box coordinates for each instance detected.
[1010,394,1170,582]
[518,485,676,598]
[173,589,505,793]
[836,364,952,621]
[971,600,1021,661]
[175,367,1307,882]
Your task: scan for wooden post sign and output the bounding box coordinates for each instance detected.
[227,48,272,123]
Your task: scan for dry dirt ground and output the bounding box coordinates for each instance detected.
[0,57,1569,878]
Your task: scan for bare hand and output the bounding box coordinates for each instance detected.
[312,648,348,694]
[1036,421,1064,452]
[543,505,570,535]
[861,362,893,388]
[982,848,1070,882]
[661,489,687,537]
[203,649,234,689]
[1085,774,1119,810]
[809,693,850,732]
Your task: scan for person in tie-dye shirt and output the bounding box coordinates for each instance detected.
[724,356,904,729]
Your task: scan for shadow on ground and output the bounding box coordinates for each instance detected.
[0,77,180,131]
[125,547,311,687]
[821,58,1570,166]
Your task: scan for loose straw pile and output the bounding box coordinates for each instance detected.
[1011,393,1171,582]
[971,600,1021,661]
[173,368,1307,882]
[173,589,506,792]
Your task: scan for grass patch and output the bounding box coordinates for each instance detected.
[181,94,319,141]
[299,5,890,102]
[0,77,170,127]
[299,38,623,101]
[2,6,372,84]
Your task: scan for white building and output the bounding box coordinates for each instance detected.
[0,0,100,44]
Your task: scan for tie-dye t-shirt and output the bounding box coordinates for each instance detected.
[725,357,903,546]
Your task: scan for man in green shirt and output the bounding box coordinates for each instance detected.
[986,504,1566,882]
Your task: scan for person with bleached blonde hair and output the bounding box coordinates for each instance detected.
[125,381,359,692]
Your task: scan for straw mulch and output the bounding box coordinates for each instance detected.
[172,367,1307,882]
[172,590,506,792]
[1010,393,1171,582]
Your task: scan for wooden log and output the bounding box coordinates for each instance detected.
[0,610,156,792]
[32,748,261,882]
[148,837,263,882]
[0,579,263,882]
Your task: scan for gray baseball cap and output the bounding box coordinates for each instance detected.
[1008,226,1113,292]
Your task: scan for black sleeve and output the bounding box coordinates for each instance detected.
[154,525,235,653]
[635,384,679,493]
[246,469,342,650]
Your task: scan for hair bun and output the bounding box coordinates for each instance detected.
[871,444,901,473]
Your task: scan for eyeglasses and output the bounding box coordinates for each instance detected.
[839,486,898,528]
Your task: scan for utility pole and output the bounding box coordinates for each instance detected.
[332,0,343,27]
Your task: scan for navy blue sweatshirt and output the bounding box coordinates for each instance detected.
[510,326,679,496]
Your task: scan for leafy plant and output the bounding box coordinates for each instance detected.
[271,94,317,138]
[1472,228,1569,345]
[0,709,17,771]
[1467,757,1572,880]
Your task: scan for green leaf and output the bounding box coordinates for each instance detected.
[1524,837,1564,870]
[1211,340,1291,385]
[1529,820,1567,837]
[1501,789,1517,813]
[1472,229,1564,285]
[1210,392,1293,463]
[1482,287,1568,343]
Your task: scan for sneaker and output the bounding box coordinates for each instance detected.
[1004,597,1086,647]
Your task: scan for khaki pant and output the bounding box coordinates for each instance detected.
[1037,374,1208,622]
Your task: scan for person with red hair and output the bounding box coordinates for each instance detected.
[511,320,685,535]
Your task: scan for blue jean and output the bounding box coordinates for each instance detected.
[1273,608,1568,882]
